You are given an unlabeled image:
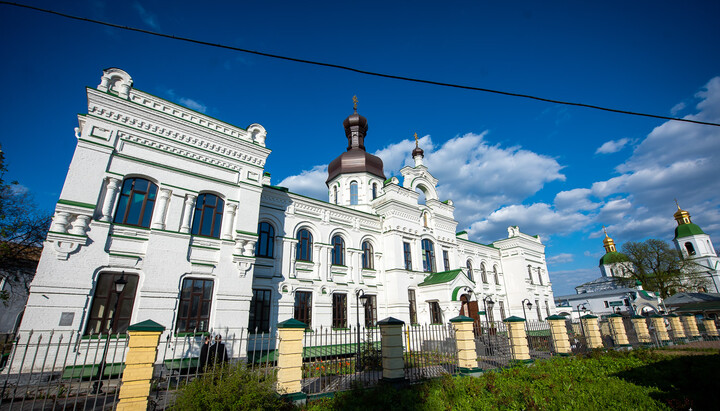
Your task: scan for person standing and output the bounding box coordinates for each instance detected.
[198,336,211,373]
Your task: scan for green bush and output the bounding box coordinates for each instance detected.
[170,364,292,411]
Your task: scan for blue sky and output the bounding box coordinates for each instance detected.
[1,1,719,295]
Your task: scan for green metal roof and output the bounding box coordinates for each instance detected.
[674,223,705,239]
[418,269,463,286]
[599,251,629,266]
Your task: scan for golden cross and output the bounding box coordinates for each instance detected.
[352,95,358,111]
[674,198,680,209]
[414,132,418,147]
[602,225,607,236]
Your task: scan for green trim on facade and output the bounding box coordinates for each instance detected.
[110,234,148,241]
[122,136,240,173]
[108,252,142,259]
[78,137,114,149]
[456,237,499,249]
[106,171,124,177]
[456,231,467,236]
[236,230,259,237]
[191,262,216,267]
[190,244,221,251]
[113,153,244,188]
[162,183,199,193]
[57,199,96,209]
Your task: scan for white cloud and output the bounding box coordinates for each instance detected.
[548,268,598,296]
[554,188,600,211]
[178,97,207,113]
[133,2,160,30]
[163,89,208,113]
[595,138,630,154]
[547,253,574,264]
[276,165,329,201]
[670,102,686,115]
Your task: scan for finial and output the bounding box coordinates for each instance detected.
[414,132,419,148]
[675,198,680,210]
[352,95,358,112]
[602,225,608,237]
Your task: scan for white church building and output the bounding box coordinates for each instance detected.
[18,68,557,337]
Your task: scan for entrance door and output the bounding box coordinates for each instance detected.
[460,295,481,334]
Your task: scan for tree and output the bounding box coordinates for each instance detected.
[607,239,708,299]
[0,145,51,304]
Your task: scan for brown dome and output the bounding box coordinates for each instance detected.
[326,110,385,184]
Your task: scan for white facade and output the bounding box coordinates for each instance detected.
[19,68,558,337]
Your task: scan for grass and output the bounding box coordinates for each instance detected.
[303,349,720,411]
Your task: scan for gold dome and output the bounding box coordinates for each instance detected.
[602,226,617,253]
[673,200,692,225]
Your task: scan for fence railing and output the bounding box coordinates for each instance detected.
[474,321,513,369]
[0,330,129,410]
[525,321,553,360]
[403,324,457,381]
[151,329,278,409]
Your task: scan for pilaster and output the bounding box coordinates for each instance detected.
[117,320,164,411]
[546,315,571,355]
[504,316,531,362]
[580,315,603,349]
[450,316,480,373]
[377,317,405,381]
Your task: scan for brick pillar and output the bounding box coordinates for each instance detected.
[650,315,670,345]
[117,320,164,411]
[631,315,652,345]
[667,314,685,341]
[702,318,719,339]
[450,315,481,374]
[504,316,531,363]
[276,318,307,403]
[546,315,571,355]
[607,314,630,347]
[377,317,406,382]
[580,315,603,349]
[681,313,701,340]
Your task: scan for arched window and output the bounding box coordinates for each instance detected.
[466,260,474,282]
[527,265,533,284]
[685,242,696,255]
[296,229,313,262]
[480,263,488,283]
[333,186,338,204]
[350,181,358,205]
[331,235,345,265]
[362,241,374,269]
[372,183,378,200]
[493,266,499,284]
[421,239,436,273]
[114,178,158,228]
[256,222,275,258]
[191,193,224,238]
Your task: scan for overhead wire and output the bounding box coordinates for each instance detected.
[1,1,719,128]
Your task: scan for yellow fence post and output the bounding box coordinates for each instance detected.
[681,313,701,341]
[276,318,307,404]
[631,315,652,346]
[450,315,481,374]
[702,318,719,339]
[546,315,571,355]
[580,315,603,349]
[667,314,686,341]
[377,317,406,382]
[650,314,671,345]
[116,320,165,411]
[607,314,630,348]
[504,316,531,363]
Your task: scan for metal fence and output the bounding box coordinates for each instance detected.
[474,321,512,369]
[0,330,129,410]
[525,321,552,360]
[151,329,277,409]
[301,326,381,395]
[566,320,589,355]
[403,324,457,381]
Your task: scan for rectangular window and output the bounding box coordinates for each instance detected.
[537,268,543,285]
[249,289,271,333]
[604,301,609,308]
[86,273,139,335]
[429,301,443,324]
[535,299,542,321]
[294,291,312,328]
[364,295,377,328]
[545,301,551,318]
[403,242,412,270]
[408,289,417,325]
[332,293,347,328]
[528,266,533,284]
[176,278,214,333]
[443,250,450,272]
[499,300,506,320]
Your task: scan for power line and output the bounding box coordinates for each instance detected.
[2,1,719,128]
